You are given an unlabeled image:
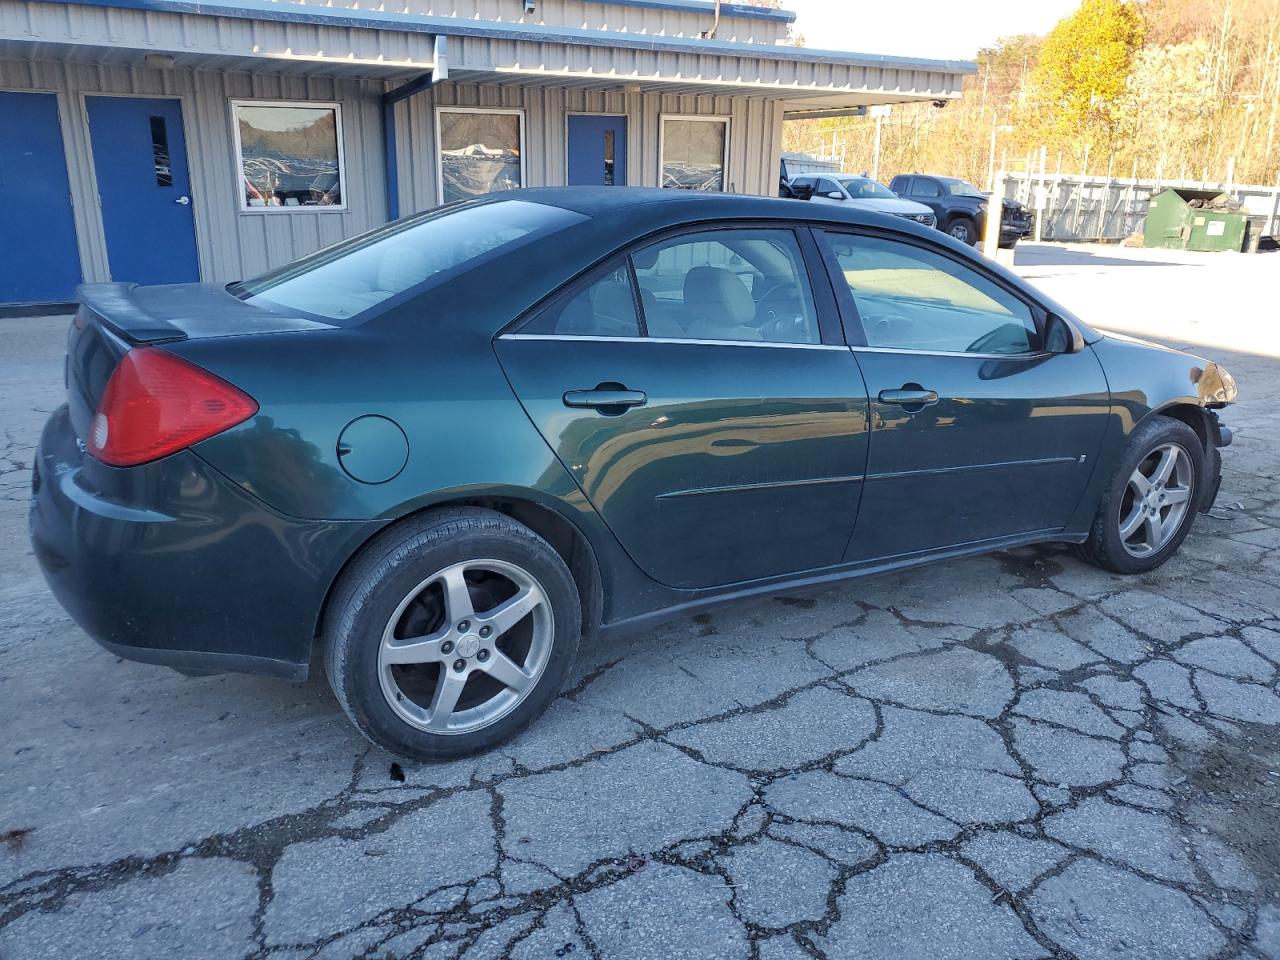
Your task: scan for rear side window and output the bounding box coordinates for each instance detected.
[523,261,642,338]
[908,179,941,198]
[632,229,820,344]
[233,199,586,322]
[821,231,1039,355]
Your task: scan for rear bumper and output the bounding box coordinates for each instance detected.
[28,405,378,679]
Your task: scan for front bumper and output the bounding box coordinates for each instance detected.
[29,405,377,679]
[1200,410,1231,513]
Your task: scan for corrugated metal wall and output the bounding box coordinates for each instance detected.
[394,81,783,215]
[0,58,387,287]
[280,0,785,45]
[1,57,785,293]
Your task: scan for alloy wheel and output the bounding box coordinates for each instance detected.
[949,223,971,242]
[1117,443,1194,558]
[377,559,553,734]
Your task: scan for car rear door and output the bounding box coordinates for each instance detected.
[815,228,1111,561]
[495,224,870,590]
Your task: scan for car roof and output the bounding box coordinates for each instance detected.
[480,186,931,235]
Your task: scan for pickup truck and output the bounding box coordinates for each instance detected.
[888,174,1032,248]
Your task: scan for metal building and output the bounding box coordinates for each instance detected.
[0,0,973,306]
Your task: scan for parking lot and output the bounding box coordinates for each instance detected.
[1,242,1279,960]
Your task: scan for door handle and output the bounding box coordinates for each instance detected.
[878,387,939,407]
[563,386,647,414]
[174,195,191,205]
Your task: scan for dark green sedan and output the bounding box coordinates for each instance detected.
[30,188,1236,759]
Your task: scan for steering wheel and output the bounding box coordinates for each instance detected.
[753,279,807,339]
[861,311,918,348]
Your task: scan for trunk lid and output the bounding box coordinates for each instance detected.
[66,282,331,442]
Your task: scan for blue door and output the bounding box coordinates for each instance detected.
[85,96,199,285]
[567,115,626,186]
[0,92,82,303]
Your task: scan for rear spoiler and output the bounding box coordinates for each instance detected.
[75,282,334,343]
[76,283,188,344]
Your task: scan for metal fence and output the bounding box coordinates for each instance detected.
[1000,172,1280,243]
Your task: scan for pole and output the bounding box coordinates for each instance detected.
[872,113,882,181]
[984,169,1005,259]
[986,121,997,191]
[1034,145,1046,242]
[1267,174,1280,239]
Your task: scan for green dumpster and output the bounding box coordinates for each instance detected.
[1144,188,1248,252]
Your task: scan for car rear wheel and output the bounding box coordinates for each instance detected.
[1078,416,1204,574]
[947,217,977,245]
[324,508,581,759]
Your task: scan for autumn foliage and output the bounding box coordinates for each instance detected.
[782,0,1280,188]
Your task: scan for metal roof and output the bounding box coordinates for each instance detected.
[42,0,974,74]
[580,0,796,24]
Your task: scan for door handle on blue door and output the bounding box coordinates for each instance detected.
[563,385,647,415]
[878,386,939,407]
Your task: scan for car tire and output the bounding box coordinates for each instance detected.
[1078,416,1204,575]
[323,507,581,760]
[947,217,977,245]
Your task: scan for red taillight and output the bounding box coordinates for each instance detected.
[88,348,258,467]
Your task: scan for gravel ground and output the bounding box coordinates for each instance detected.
[1,243,1278,960]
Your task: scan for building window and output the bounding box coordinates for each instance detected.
[660,116,728,191]
[233,101,345,210]
[436,108,525,205]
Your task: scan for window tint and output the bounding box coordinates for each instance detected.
[523,261,641,338]
[821,232,1039,355]
[908,179,941,198]
[234,199,585,322]
[631,229,819,344]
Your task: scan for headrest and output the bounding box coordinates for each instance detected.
[632,246,660,270]
[683,266,755,326]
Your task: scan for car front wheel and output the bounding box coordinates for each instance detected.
[324,508,581,759]
[947,217,977,245]
[1079,416,1204,574]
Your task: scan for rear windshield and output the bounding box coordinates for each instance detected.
[231,199,586,322]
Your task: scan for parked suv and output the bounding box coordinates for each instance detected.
[788,174,937,229]
[888,174,1031,248]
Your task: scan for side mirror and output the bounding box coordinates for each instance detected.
[826,191,845,200]
[1044,312,1084,354]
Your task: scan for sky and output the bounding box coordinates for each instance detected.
[785,0,1082,61]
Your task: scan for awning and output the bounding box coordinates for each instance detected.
[1,0,974,104]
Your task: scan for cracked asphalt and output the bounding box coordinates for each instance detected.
[2,243,1280,960]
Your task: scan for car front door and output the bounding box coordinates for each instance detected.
[816,228,1111,561]
[810,177,845,205]
[495,225,870,590]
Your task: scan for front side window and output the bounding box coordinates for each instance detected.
[661,117,728,191]
[632,229,819,344]
[437,109,524,205]
[821,232,1038,355]
[523,261,641,338]
[235,102,343,209]
[946,179,985,198]
[233,200,585,322]
[816,178,843,198]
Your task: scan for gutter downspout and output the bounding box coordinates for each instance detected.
[700,0,720,39]
[381,34,448,221]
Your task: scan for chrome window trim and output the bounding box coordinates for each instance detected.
[499,333,847,351]
[851,345,1055,361]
